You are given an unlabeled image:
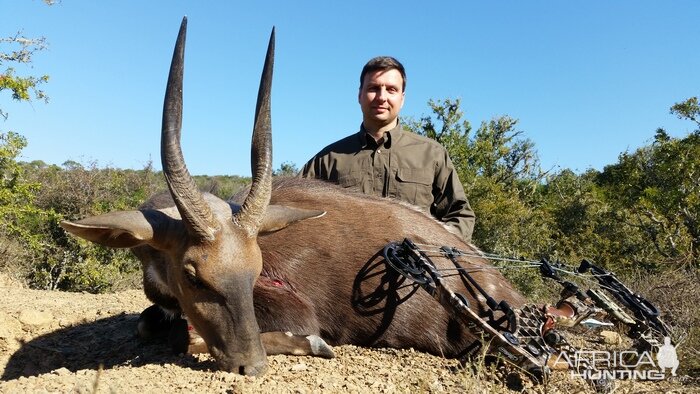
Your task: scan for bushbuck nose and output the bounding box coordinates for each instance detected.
[237,360,268,376]
[216,355,268,376]
[209,341,268,376]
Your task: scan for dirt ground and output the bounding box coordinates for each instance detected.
[0,274,697,393]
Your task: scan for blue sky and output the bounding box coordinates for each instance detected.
[3,1,699,176]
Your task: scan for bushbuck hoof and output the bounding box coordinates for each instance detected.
[306,335,335,358]
[137,304,174,340]
[260,331,335,358]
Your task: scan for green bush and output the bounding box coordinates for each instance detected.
[27,162,165,292]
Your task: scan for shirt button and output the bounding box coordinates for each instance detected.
[377,149,381,154]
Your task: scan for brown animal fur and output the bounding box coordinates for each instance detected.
[60,18,526,375]
[240,177,526,357]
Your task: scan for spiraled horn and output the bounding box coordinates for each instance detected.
[235,28,275,235]
[162,16,218,241]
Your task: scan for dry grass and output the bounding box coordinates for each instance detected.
[622,267,700,376]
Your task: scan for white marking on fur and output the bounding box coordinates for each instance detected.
[146,264,172,298]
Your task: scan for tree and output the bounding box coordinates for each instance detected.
[405,98,547,257]
[1,0,53,229]
[597,125,700,267]
[671,96,699,131]
[0,7,54,280]
[0,131,58,284]
[536,168,624,267]
[273,161,299,177]
[405,98,472,175]
[25,161,161,291]
[0,132,42,233]
[0,33,49,121]
[407,98,543,188]
[1,0,55,120]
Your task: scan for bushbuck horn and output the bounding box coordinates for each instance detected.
[60,18,538,378]
[161,16,218,240]
[235,28,275,235]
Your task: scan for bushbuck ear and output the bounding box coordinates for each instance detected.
[259,205,326,234]
[60,210,173,249]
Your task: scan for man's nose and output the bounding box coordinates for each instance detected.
[375,87,388,101]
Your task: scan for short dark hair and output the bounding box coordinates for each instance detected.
[359,56,406,92]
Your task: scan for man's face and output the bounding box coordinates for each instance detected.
[358,69,405,130]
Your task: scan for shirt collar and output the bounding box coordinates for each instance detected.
[358,121,403,149]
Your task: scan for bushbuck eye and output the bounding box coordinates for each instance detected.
[184,264,207,289]
[185,272,206,289]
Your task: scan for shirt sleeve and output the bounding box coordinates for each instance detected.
[431,150,476,243]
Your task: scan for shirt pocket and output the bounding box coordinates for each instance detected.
[337,171,364,189]
[393,168,433,208]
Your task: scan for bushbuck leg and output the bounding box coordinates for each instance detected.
[260,332,335,358]
[61,17,533,374]
[138,305,334,358]
[177,331,335,359]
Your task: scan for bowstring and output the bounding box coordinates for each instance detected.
[411,244,661,334]
[398,241,670,371]
[410,242,601,285]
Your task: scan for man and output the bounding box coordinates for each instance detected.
[299,56,475,242]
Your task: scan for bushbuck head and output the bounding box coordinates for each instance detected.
[60,18,321,375]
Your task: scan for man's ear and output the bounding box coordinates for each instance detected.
[61,209,175,249]
[259,205,326,234]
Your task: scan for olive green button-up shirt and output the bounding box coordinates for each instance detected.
[299,123,476,242]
